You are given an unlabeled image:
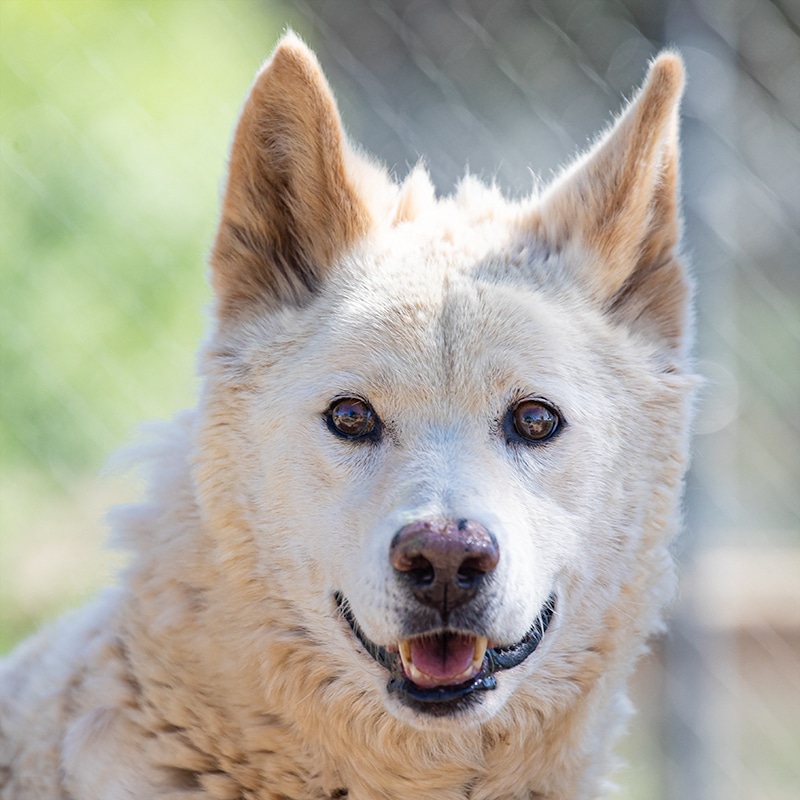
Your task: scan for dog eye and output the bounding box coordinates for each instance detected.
[511,399,560,442]
[327,398,378,440]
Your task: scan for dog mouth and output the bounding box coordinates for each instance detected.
[334,592,556,710]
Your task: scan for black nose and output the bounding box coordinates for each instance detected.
[389,518,500,619]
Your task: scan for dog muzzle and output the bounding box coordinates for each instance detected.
[335,592,556,710]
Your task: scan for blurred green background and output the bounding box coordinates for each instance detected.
[1,0,277,647]
[1,2,798,799]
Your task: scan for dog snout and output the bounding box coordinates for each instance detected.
[389,519,499,618]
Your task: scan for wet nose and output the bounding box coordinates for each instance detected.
[389,518,500,619]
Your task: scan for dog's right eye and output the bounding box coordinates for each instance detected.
[326,398,379,440]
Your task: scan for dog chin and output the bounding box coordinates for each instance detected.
[384,675,515,730]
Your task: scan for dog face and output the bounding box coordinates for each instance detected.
[195,34,692,729]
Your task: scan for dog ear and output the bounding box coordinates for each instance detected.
[210,33,373,320]
[539,53,689,358]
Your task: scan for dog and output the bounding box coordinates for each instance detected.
[0,33,694,800]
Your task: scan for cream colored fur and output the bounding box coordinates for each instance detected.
[0,33,694,800]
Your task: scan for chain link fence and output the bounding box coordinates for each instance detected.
[1,1,798,798]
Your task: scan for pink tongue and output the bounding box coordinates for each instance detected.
[409,635,477,688]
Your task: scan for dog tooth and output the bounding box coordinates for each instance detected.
[398,640,413,670]
[472,636,489,669]
[405,659,425,684]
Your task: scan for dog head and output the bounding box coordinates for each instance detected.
[194,33,693,729]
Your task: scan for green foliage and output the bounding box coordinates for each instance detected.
[0,0,280,473]
[0,0,283,649]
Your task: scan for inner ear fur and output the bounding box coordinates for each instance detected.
[210,33,374,321]
[538,53,690,358]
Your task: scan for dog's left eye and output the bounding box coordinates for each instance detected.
[510,399,561,443]
[326,397,379,440]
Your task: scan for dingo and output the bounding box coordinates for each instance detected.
[1,34,694,799]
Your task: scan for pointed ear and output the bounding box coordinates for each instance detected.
[539,53,690,358]
[210,33,374,321]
